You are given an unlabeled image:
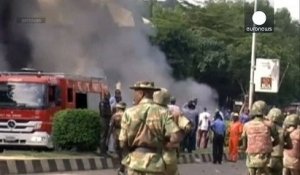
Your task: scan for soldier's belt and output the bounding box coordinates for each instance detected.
[134,147,158,153]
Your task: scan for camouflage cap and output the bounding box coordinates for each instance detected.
[283,114,299,127]
[250,100,267,117]
[129,81,160,91]
[115,102,126,109]
[266,108,283,124]
[153,88,171,106]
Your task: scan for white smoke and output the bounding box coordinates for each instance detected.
[171,78,219,113]
[18,0,219,111]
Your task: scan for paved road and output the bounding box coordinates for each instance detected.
[25,161,248,175]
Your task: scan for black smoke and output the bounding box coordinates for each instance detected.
[0,0,219,111]
[0,0,39,70]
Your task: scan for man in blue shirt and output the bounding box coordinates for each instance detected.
[211,112,226,164]
[181,99,198,153]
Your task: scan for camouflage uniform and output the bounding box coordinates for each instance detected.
[282,114,300,175]
[299,114,300,127]
[241,100,279,175]
[119,82,182,175]
[153,88,192,175]
[107,102,126,174]
[265,108,284,175]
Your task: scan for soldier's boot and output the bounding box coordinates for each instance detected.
[117,170,126,175]
[256,168,263,175]
[119,165,126,172]
[250,168,267,175]
[248,168,256,175]
[262,166,271,175]
[117,166,127,175]
[269,167,283,175]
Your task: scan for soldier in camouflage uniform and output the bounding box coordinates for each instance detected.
[241,100,279,175]
[265,108,284,175]
[299,114,300,129]
[153,88,192,175]
[107,102,127,175]
[282,114,300,175]
[119,81,183,175]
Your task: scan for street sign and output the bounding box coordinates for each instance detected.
[254,58,280,93]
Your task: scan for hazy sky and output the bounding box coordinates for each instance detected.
[181,0,299,20]
[272,0,299,20]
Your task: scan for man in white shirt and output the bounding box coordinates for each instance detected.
[197,107,211,149]
[109,89,122,114]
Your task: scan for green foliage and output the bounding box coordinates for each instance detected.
[151,0,300,106]
[52,109,101,152]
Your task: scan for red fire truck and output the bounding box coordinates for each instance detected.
[0,69,108,148]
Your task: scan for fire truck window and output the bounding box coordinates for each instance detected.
[55,88,61,105]
[49,86,55,102]
[0,83,46,108]
[67,88,73,102]
[76,93,87,108]
[49,86,61,106]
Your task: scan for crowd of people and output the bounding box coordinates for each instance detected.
[98,81,300,175]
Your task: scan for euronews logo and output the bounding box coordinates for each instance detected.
[245,5,274,33]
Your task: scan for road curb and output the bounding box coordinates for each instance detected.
[178,152,246,164]
[0,152,246,174]
[0,157,117,175]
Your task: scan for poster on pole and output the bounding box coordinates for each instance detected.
[254,58,280,93]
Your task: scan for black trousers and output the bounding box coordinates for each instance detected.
[100,117,110,154]
[182,131,196,153]
[212,133,224,163]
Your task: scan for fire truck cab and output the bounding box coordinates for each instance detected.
[0,69,108,148]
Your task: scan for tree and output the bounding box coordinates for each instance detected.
[151,0,300,107]
[151,4,230,105]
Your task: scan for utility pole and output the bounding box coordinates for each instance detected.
[248,0,258,110]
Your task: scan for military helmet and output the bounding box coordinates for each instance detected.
[250,100,268,117]
[153,88,171,106]
[266,108,283,124]
[283,114,299,127]
[296,114,300,126]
